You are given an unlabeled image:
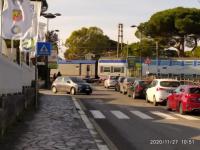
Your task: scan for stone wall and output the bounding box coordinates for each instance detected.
[0,87,35,136]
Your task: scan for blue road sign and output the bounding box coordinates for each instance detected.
[36,42,52,56]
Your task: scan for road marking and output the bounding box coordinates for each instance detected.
[151,111,177,120]
[90,110,106,119]
[72,98,110,150]
[111,111,130,119]
[174,114,199,120]
[130,111,153,119]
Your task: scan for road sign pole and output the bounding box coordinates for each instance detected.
[35,54,38,109]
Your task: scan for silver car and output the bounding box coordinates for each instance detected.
[51,76,92,95]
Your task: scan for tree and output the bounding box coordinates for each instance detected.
[46,30,59,51]
[64,27,114,59]
[137,7,200,56]
[122,39,162,58]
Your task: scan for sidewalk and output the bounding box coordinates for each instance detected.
[0,90,98,150]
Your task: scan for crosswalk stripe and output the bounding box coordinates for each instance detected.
[151,111,177,119]
[111,111,130,119]
[174,114,199,120]
[130,111,153,119]
[90,110,106,119]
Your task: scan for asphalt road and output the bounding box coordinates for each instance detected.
[75,86,200,150]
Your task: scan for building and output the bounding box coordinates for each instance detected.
[51,59,97,78]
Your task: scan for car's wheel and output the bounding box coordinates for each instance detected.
[179,103,185,115]
[52,86,57,93]
[70,87,76,95]
[86,92,92,95]
[166,99,171,111]
[153,96,158,106]
[123,90,126,95]
[146,94,149,103]
[132,92,136,100]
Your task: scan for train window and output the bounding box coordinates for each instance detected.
[114,67,121,72]
[103,67,111,72]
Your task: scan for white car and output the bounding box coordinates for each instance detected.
[104,75,118,88]
[146,79,180,106]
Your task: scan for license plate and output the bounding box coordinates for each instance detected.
[86,89,90,91]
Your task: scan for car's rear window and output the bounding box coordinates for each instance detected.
[139,81,151,87]
[119,77,125,82]
[110,76,117,80]
[189,88,200,94]
[127,78,135,82]
[160,81,180,87]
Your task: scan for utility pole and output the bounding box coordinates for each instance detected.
[156,41,159,78]
[117,23,123,58]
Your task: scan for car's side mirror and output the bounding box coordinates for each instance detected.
[67,81,71,84]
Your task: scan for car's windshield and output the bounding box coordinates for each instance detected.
[189,87,200,94]
[160,81,180,87]
[70,77,85,83]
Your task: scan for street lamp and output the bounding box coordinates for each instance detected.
[42,12,61,88]
[131,25,142,79]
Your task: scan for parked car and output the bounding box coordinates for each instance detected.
[51,76,92,95]
[104,75,118,88]
[166,85,200,114]
[128,79,152,99]
[121,77,136,94]
[146,79,180,106]
[115,76,125,92]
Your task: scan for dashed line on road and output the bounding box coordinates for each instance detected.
[111,110,130,119]
[72,97,110,150]
[130,110,153,119]
[151,111,177,120]
[91,110,106,119]
[173,114,199,120]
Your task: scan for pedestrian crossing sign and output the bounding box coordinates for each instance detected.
[36,42,52,56]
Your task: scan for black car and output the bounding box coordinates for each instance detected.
[128,79,151,99]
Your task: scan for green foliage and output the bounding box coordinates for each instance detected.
[122,39,161,58]
[138,7,200,56]
[65,27,114,59]
[185,46,200,57]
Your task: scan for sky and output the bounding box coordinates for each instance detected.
[42,0,200,44]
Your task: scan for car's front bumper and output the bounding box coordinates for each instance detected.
[78,88,92,93]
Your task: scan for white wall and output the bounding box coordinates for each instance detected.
[0,55,35,95]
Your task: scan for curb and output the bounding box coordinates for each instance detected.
[72,97,118,150]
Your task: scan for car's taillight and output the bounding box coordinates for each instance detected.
[136,85,143,92]
[185,94,198,101]
[156,87,166,91]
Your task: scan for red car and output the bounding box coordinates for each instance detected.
[166,85,200,114]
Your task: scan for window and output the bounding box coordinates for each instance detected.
[160,81,180,87]
[103,67,111,72]
[189,88,200,94]
[114,67,121,73]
